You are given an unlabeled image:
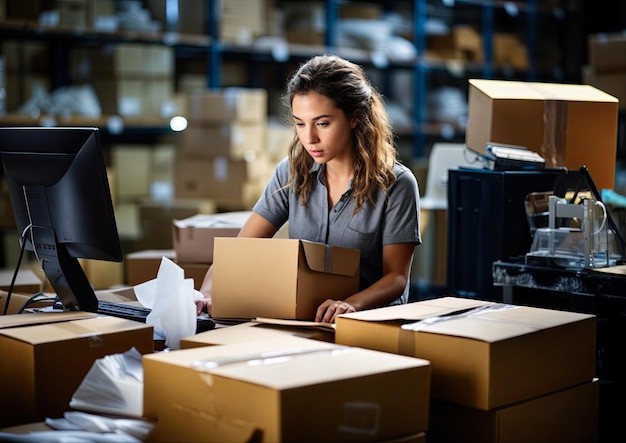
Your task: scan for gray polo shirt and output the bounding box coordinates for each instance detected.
[253,157,421,305]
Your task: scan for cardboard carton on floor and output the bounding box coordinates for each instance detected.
[465,78,619,189]
[143,336,431,443]
[0,316,154,428]
[428,379,599,443]
[335,296,596,410]
[180,319,335,349]
[211,238,360,321]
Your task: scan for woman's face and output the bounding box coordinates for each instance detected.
[292,92,357,164]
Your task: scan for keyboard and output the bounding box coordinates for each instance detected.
[96,300,216,333]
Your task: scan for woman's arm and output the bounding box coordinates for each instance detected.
[315,242,416,323]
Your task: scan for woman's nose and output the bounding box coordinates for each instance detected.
[304,126,319,144]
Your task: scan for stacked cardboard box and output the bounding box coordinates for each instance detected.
[584,32,626,111]
[145,0,271,43]
[1,40,50,113]
[335,297,599,442]
[143,335,431,442]
[0,313,154,428]
[70,43,175,119]
[427,25,484,63]
[175,87,273,210]
[111,143,218,253]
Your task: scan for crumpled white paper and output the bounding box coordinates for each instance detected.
[133,256,203,349]
[41,410,153,442]
[69,347,143,418]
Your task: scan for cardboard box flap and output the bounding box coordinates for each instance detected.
[253,317,335,332]
[338,296,487,323]
[0,316,152,344]
[300,240,360,277]
[400,302,594,343]
[469,79,618,102]
[0,311,97,330]
[149,336,428,389]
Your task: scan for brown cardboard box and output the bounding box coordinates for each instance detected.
[588,32,626,73]
[187,88,268,124]
[137,199,216,250]
[125,249,210,290]
[179,123,266,160]
[428,379,599,443]
[211,238,360,321]
[335,296,596,410]
[143,336,431,443]
[180,320,335,349]
[0,269,43,295]
[465,79,619,189]
[174,155,271,208]
[582,65,626,110]
[77,258,124,290]
[0,291,53,314]
[0,316,154,427]
[172,211,249,263]
[427,25,483,62]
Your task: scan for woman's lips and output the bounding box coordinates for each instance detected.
[308,149,324,158]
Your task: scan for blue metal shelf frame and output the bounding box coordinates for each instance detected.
[206,0,221,89]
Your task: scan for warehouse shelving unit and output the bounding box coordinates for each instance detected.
[0,0,582,156]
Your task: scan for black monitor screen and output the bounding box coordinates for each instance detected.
[0,127,122,312]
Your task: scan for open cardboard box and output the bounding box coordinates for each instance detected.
[172,211,250,263]
[180,319,335,349]
[335,296,596,410]
[211,238,360,321]
[0,316,154,428]
[143,336,430,443]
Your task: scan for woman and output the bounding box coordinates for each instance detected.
[198,54,421,323]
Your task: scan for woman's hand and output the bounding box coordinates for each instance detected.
[196,297,212,316]
[315,299,356,323]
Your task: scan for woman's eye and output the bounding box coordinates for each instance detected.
[317,122,329,127]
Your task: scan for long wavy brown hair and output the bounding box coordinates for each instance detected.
[281,54,397,214]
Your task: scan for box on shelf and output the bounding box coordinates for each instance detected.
[335,296,596,411]
[582,65,626,110]
[187,88,268,124]
[179,123,266,161]
[174,155,271,209]
[588,32,626,73]
[211,238,360,321]
[0,316,154,428]
[465,78,619,189]
[143,336,431,443]
[428,379,599,443]
[172,211,249,263]
[180,320,335,349]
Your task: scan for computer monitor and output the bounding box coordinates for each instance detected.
[0,127,122,312]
